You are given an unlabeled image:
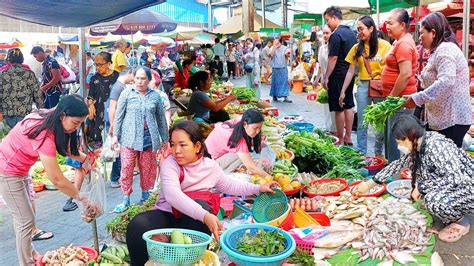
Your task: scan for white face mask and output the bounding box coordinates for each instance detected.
[397,145,410,155]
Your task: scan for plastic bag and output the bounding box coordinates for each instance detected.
[100,135,119,162]
[79,170,106,223]
[257,144,276,172]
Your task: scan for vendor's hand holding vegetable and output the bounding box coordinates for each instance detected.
[259,181,280,193]
[203,212,223,242]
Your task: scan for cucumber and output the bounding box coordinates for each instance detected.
[100,252,123,264]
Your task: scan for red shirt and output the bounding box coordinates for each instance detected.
[174,69,190,89]
[0,111,56,176]
[382,34,418,96]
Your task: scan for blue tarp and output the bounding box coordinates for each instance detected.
[0,0,166,27]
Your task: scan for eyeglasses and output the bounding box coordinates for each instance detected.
[94,62,109,67]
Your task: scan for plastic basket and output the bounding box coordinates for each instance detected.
[220,224,296,266]
[262,204,294,231]
[293,207,319,228]
[252,189,288,223]
[364,156,385,176]
[36,246,98,266]
[287,122,315,133]
[232,199,252,218]
[221,196,241,216]
[347,180,386,197]
[142,229,212,264]
[303,178,348,198]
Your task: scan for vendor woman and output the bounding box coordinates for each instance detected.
[355,115,474,243]
[205,108,272,178]
[0,95,94,265]
[126,121,277,265]
[187,71,235,123]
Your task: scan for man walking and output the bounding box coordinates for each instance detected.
[31,46,62,108]
[323,6,357,145]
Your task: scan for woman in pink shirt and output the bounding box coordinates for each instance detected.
[205,108,273,178]
[0,95,95,265]
[126,120,277,265]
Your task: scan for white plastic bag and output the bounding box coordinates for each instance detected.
[79,170,106,223]
[101,134,119,162]
[257,144,276,172]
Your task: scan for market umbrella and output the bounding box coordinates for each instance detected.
[89,9,177,36]
[0,38,24,49]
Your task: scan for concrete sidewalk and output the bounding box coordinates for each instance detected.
[1,78,472,265]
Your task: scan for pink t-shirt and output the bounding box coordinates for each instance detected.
[0,111,56,176]
[205,121,249,159]
[155,156,260,222]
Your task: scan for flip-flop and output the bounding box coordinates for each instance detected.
[32,230,54,241]
[113,203,129,213]
[439,222,470,242]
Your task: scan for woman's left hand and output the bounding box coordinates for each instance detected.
[411,186,421,201]
[338,92,345,108]
[259,181,280,193]
[403,95,417,109]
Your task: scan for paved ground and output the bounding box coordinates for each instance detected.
[1,78,473,265]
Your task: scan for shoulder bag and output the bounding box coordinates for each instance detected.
[363,55,389,98]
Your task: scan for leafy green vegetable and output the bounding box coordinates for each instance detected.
[56,153,66,165]
[316,89,328,104]
[287,248,315,265]
[236,229,286,256]
[0,121,11,139]
[363,96,406,132]
[323,164,365,181]
[284,131,364,177]
[232,86,257,102]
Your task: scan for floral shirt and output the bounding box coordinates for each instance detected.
[41,55,62,93]
[412,42,472,130]
[0,64,43,116]
[374,132,474,196]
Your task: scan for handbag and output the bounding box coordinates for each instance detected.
[363,56,388,98]
[244,63,254,73]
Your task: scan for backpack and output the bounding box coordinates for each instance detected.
[59,63,76,84]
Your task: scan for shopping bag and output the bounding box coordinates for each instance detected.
[257,145,276,173]
[100,134,119,162]
[79,170,106,223]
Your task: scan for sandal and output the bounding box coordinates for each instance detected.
[32,230,54,241]
[63,198,78,212]
[438,222,470,242]
[113,203,129,213]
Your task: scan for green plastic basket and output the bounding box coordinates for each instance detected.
[252,189,288,223]
[143,228,212,264]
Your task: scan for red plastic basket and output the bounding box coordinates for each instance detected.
[284,187,301,196]
[303,178,348,198]
[347,180,386,197]
[36,246,98,266]
[279,210,295,231]
[364,156,385,176]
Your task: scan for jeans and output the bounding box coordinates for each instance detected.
[4,115,24,129]
[355,81,384,155]
[384,107,414,162]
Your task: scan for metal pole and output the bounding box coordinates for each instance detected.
[78,27,87,98]
[208,0,213,32]
[262,0,266,28]
[281,0,285,28]
[462,0,471,59]
[376,0,380,27]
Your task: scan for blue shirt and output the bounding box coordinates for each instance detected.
[188,90,211,120]
[113,87,169,152]
[271,45,288,69]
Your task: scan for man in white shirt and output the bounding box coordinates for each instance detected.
[261,40,272,84]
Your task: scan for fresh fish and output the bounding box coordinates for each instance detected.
[377,260,394,266]
[391,251,417,264]
[431,252,444,266]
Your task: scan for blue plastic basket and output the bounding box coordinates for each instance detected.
[142,228,212,264]
[287,122,315,133]
[220,224,296,266]
[252,189,288,223]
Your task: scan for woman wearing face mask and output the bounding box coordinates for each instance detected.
[339,16,391,157]
[204,109,272,179]
[0,95,94,265]
[126,120,278,265]
[404,12,472,148]
[112,67,169,213]
[382,8,418,162]
[354,115,474,243]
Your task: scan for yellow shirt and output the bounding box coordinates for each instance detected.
[345,39,391,80]
[112,50,127,73]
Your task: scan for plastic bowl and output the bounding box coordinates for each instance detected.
[252,189,288,223]
[36,246,98,266]
[33,182,45,192]
[347,180,387,197]
[262,204,293,230]
[364,156,385,176]
[285,149,295,161]
[142,229,212,265]
[220,224,296,266]
[287,122,315,133]
[386,180,412,199]
[221,196,241,214]
[283,186,301,196]
[303,178,348,197]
